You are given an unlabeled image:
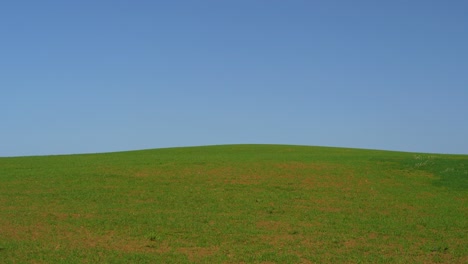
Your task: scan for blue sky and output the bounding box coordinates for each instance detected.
[1,1,467,156]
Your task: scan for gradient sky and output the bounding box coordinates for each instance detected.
[1,0,467,156]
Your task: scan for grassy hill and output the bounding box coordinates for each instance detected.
[0,144,466,263]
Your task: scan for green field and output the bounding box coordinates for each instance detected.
[0,144,466,263]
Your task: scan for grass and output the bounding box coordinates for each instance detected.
[0,144,466,263]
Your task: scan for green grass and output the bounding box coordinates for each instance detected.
[0,144,467,263]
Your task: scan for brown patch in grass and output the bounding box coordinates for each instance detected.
[154,241,171,254]
[256,220,291,231]
[199,166,265,185]
[177,246,219,262]
[300,170,361,191]
[368,232,378,239]
[262,234,299,248]
[343,238,358,248]
[224,174,263,185]
[43,212,95,221]
[132,168,167,178]
[318,206,342,213]
[206,167,234,177]
[97,166,165,179]
[298,237,325,250]
[59,227,155,253]
[0,221,48,241]
[299,258,314,264]
[134,170,151,178]
[337,233,466,264]
[274,162,334,171]
[0,220,153,253]
[335,232,394,255]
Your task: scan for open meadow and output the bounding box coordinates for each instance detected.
[0,144,466,263]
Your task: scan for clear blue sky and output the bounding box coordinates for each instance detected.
[1,1,467,156]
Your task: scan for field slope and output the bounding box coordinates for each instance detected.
[0,144,467,263]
